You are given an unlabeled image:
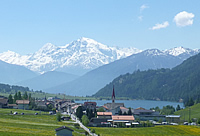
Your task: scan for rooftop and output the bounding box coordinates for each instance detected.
[112,115,135,121]
[97,112,112,116]
[16,100,30,104]
[55,126,74,132]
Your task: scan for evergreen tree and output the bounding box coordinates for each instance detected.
[94,108,97,117]
[14,92,18,103]
[18,92,22,100]
[76,106,83,119]
[28,93,32,100]
[118,109,122,115]
[86,108,89,117]
[23,91,28,100]
[176,105,181,111]
[8,94,13,104]
[128,108,132,115]
[123,111,127,115]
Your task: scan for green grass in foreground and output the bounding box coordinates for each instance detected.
[0,108,85,136]
[174,103,200,121]
[93,125,200,136]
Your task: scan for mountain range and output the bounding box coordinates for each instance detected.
[44,47,199,96]
[0,37,140,75]
[94,52,200,102]
[0,37,199,96]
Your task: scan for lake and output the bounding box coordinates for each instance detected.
[75,100,183,109]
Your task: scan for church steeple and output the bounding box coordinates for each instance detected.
[112,85,115,103]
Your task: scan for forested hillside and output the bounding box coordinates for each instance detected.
[0,83,30,94]
[94,53,200,102]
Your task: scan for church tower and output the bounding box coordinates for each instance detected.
[112,85,115,103]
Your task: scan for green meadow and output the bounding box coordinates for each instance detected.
[1,108,200,136]
[174,103,200,121]
[0,109,85,136]
[93,125,200,136]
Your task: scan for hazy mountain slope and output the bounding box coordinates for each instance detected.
[45,49,188,96]
[0,37,141,75]
[17,71,79,91]
[94,53,200,101]
[0,60,37,84]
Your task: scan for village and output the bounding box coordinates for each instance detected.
[0,87,183,129]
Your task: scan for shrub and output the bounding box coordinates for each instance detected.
[91,129,95,133]
[56,112,61,122]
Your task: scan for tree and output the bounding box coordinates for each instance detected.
[88,109,94,120]
[8,94,13,104]
[76,106,83,119]
[86,108,89,116]
[56,112,61,122]
[118,109,122,115]
[128,108,132,115]
[18,91,22,100]
[97,107,105,112]
[197,118,200,125]
[14,92,18,103]
[81,115,89,126]
[23,91,28,100]
[28,93,32,100]
[123,111,127,115]
[176,105,181,111]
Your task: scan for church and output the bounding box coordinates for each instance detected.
[103,86,125,115]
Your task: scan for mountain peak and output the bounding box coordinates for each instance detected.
[165,46,193,56]
[143,49,164,56]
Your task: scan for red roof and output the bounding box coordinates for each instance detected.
[120,107,128,110]
[112,115,135,121]
[16,100,30,104]
[97,112,112,116]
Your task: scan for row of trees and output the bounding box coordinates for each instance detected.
[8,91,31,104]
[150,105,181,115]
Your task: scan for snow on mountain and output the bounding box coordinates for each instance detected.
[0,37,141,74]
[0,37,199,75]
[164,47,196,56]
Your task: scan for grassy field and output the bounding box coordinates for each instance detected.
[93,125,200,136]
[174,103,200,121]
[0,109,85,136]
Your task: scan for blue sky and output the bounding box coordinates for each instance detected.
[0,0,200,55]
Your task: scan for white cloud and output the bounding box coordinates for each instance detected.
[138,16,143,21]
[140,4,149,12]
[174,11,194,27]
[150,21,169,30]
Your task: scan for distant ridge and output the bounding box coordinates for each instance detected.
[94,52,200,101]
[0,60,37,84]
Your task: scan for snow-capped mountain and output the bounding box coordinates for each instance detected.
[0,37,141,75]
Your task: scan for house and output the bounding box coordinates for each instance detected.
[7,104,18,109]
[16,100,30,110]
[0,98,8,108]
[133,107,166,121]
[89,117,111,127]
[55,126,73,136]
[108,115,135,127]
[166,115,180,123]
[84,102,97,110]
